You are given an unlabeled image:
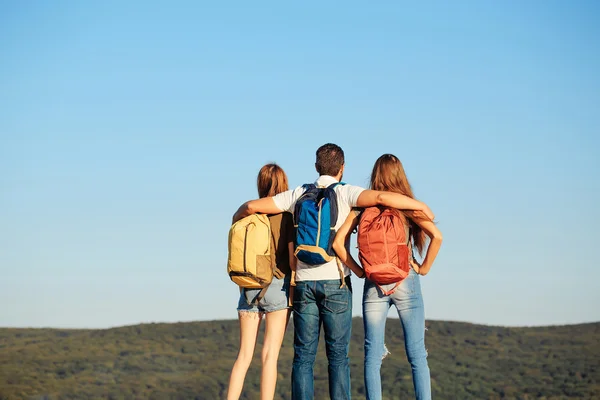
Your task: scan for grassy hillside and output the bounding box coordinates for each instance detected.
[1,319,598,399]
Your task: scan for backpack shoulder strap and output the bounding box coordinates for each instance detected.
[248,285,269,307]
[250,221,282,307]
[294,184,318,222]
[377,281,402,296]
[323,183,341,229]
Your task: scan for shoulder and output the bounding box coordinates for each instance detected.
[273,211,293,224]
[268,213,283,224]
[334,183,366,206]
[273,186,306,212]
[335,182,365,192]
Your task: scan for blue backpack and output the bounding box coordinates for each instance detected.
[293,183,343,265]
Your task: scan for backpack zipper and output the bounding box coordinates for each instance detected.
[243,223,253,272]
[316,198,323,247]
[382,217,390,263]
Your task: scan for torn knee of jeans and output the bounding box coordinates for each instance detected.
[382,343,391,360]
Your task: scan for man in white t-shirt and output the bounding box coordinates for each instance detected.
[232,143,434,400]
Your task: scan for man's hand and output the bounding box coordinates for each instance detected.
[417,204,435,221]
[232,202,250,224]
[408,208,434,222]
[357,191,435,221]
[232,197,283,224]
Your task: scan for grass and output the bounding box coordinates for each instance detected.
[1,319,598,399]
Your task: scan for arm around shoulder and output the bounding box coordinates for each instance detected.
[232,197,282,223]
[355,190,435,221]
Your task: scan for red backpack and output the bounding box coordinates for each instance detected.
[357,207,412,295]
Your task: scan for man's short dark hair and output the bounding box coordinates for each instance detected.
[315,143,345,176]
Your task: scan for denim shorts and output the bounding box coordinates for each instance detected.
[237,276,291,313]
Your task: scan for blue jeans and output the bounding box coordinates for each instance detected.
[363,269,431,400]
[292,277,353,400]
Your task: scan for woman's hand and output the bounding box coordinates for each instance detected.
[417,265,431,276]
[410,259,421,274]
[410,218,442,276]
[411,258,431,276]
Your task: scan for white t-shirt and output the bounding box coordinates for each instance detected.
[272,175,365,281]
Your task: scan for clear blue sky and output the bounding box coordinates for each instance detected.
[1,1,599,328]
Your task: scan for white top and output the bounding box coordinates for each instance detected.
[272,175,365,281]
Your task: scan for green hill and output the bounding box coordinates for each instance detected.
[1,319,598,399]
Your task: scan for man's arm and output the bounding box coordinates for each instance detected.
[232,197,282,223]
[355,190,435,221]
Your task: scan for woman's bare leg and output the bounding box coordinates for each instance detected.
[227,311,263,400]
[260,309,291,400]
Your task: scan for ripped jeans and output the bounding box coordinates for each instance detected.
[363,268,431,400]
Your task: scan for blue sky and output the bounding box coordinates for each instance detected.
[1,1,599,328]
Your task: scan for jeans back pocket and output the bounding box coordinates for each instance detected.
[323,284,351,314]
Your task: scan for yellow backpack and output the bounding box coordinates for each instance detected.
[227,214,283,302]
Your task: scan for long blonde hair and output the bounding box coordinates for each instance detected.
[370,154,427,255]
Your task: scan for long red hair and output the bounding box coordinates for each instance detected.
[370,154,428,255]
[257,163,289,198]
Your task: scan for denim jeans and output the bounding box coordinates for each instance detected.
[363,268,431,400]
[237,276,291,313]
[292,277,353,400]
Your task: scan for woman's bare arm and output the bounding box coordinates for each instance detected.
[333,212,365,278]
[288,241,297,285]
[412,219,443,276]
[288,240,296,306]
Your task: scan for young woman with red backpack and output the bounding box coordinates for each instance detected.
[333,154,443,400]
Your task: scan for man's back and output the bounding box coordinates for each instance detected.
[273,175,364,282]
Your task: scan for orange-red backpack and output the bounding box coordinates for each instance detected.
[357,207,412,295]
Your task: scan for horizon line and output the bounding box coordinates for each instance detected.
[2,317,599,331]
